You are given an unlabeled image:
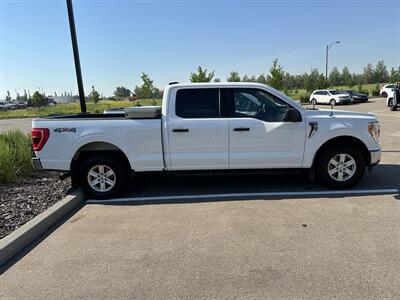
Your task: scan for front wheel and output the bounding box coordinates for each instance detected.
[389,98,397,111]
[329,99,336,106]
[311,98,317,105]
[78,153,129,199]
[316,146,365,188]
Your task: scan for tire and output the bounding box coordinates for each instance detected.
[381,92,388,98]
[311,98,317,105]
[329,99,336,106]
[78,153,130,199]
[316,145,365,189]
[389,99,397,111]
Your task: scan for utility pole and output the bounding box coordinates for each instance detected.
[325,40,340,82]
[66,0,87,113]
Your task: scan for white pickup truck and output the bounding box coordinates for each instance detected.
[32,83,381,198]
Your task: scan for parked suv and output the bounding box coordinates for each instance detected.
[309,90,352,106]
[380,84,396,97]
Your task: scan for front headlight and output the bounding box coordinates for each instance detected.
[368,121,380,143]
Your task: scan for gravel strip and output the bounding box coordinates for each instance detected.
[0,172,71,239]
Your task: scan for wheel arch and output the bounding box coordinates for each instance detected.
[70,141,132,174]
[312,136,371,167]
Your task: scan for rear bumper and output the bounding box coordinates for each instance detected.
[31,157,43,171]
[370,149,381,166]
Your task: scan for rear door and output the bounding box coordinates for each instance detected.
[224,88,306,169]
[167,88,229,170]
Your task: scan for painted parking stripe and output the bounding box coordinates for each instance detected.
[86,188,399,204]
[374,112,400,118]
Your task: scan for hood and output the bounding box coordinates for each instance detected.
[304,108,377,121]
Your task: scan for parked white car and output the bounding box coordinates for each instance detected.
[32,82,381,198]
[380,84,396,97]
[309,90,352,106]
[386,88,399,111]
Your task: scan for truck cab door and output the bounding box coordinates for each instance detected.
[166,88,229,170]
[224,88,306,169]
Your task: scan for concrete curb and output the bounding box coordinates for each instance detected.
[0,189,85,266]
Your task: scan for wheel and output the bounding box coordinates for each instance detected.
[78,153,129,199]
[310,98,317,106]
[389,98,398,111]
[381,92,388,98]
[329,99,336,106]
[316,145,365,189]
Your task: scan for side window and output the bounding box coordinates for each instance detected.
[176,89,219,118]
[230,89,290,122]
[322,91,328,95]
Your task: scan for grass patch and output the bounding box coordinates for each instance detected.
[0,130,33,183]
[0,99,162,119]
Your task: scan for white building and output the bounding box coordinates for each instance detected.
[54,96,74,104]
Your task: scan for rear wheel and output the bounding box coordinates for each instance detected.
[329,99,336,106]
[316,145,365,188]
[311,98,317,105]
[78,153,129,199]
[381,92,388,98]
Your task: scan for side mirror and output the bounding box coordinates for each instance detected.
[285,108,302,122]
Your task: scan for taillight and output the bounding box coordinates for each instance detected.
[32,128,49,151]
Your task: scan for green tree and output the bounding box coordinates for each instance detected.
[374,60,389,83]
[114,86,131,99]
[213,78,221,82]
[32,91,48,108]
[341,66,353,87]
[90,86,100,103]
[190,66,214,82]
[257,74,266,84]
[227,71,241,82]
[388,67,400,82]
[304,68,326,92]
[328,67,341,86]
[5,90,11,101]
[242,75,250,82]
[134,73,157,99]
[363,63,374,84]
[266,59,284,90]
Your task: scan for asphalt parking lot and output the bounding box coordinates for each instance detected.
[0,117,32,133]
[1,99,399,299]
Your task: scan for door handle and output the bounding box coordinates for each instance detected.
[173,128,189,133]
[233,127,250,131]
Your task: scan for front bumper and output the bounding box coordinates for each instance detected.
[370,149,381,166]
[32,157,43,171]
[338,99,352,104]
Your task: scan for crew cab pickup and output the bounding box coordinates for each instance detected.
[32,83,381,198]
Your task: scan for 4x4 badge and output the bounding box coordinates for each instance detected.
[54,128,76,133]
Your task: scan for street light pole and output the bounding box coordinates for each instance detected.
[325,40,340,82]
[66,0,86,113]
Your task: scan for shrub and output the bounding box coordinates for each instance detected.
[299,94,310,103]
[0,130,33,182]
[371,83,380,96]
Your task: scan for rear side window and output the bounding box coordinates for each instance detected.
[176,89,219,118]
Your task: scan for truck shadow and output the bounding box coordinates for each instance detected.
[89,164,400,205]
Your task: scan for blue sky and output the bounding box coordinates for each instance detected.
[1,0,399,98]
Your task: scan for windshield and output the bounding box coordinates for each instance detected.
[329,90,345,95]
